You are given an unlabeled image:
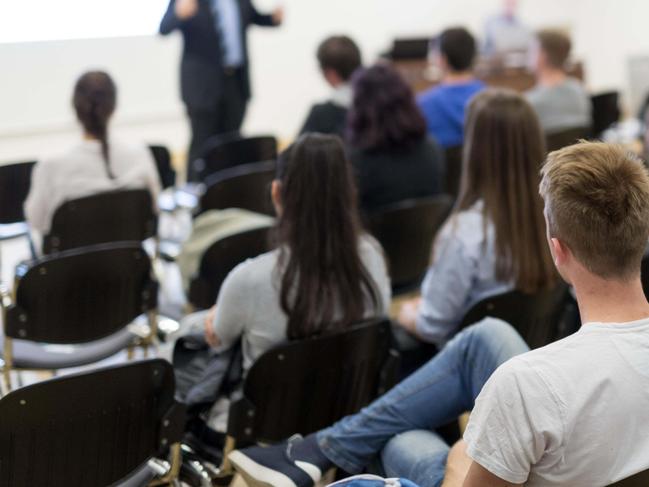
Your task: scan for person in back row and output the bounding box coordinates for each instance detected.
[417,27,485,149]
[526,29,591,134]
[24,71,161,243]
[347,64,444,216]
[229,140,649,487]
[299,36,362,137]
[397,89,558,348]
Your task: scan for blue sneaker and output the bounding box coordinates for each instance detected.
[228,434,331,487]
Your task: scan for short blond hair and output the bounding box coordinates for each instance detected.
[540,141,649,280]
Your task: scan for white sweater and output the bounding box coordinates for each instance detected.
[24,138,162,235]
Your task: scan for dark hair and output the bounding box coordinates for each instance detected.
[347,64,426,152]
[73,71,117,179]
[456,89,557,293]
[437,27,477,72]
[317,36,362,82]
[537,29,571,69]
[275,134,381,339]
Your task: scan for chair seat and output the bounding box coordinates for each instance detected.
[0,222,29,241]
[115,461,158,487]
[1,326,142,370]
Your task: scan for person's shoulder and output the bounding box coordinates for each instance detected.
[418,85,446,106]
[228,248,278,281]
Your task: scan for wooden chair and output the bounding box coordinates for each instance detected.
[43,188,157,255]
[460,284,573,349]
[0,160,35,242]
[443,145,463,199]
[188,226,272,310]
[591,91,621,137]
[220,319,399,484]
[545,126,592,152]
[148,144,176,190]
[608,469,649,486]
[0,359,185,487]
[368,195,453,295]
[196,160,276,218]
[192,134,277,182]
[0,243,159,392]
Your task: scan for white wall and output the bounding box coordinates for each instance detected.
[1,0,648,163]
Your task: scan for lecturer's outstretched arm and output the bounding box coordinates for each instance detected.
[159,0,199,35]
[250,2,284,27]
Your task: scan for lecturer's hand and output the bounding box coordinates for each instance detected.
[175,0,199,20]
[272,6,284,25]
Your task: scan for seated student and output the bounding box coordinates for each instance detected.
[417,27,485,149]
[299,36,361,137]
[347,64,444,215]
[24,71,161,240]
[526,29,591,134]
[229,140,649,487]
[188,133,390,377]
[397,89,557,347]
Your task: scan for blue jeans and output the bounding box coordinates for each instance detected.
[317,318,529,487]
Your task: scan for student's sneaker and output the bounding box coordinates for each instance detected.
[228,434,333,487]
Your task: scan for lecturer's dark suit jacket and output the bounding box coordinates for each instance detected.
[159,0,275,111]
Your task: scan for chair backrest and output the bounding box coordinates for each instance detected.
[591,91,621,136]
[197,160,276,217]
[545,126,591,152]
[460,284,570,349]
[608,469,649,486]
[227,319,397,444]
[443,145,463,198]
[188,226,272,310]
[0,160,36,224]
[0,359,184,487]
[43,188,157,254]
[5,243,157,344]
[148,144,177,189]
[194,134,277,182]
[368,195,453,293]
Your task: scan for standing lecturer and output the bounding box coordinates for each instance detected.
[159,0,283,181]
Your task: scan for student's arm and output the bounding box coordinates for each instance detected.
[208,261,252,349]
[463,462,521,487]
[462,360,563,487]
[442,441,520,487]
[402,224,477,345]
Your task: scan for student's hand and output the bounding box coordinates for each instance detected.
[272,6,284,25]
[175,0,199,20]
[397,296,422,335]
[204,306,220,348]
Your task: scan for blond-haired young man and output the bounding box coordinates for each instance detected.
[230,141,649,487]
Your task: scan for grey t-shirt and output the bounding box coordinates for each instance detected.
[212,235,391,371]
[525,78,591,134]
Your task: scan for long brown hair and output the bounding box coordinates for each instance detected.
[73,71,117,179]
[276,134,382,339]
[456,89,557,293]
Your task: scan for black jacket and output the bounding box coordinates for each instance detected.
[159,0,275,110]
[351,137,445,215]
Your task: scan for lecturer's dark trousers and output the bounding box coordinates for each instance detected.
[186,68,247,182]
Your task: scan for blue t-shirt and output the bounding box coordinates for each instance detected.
[417,80,486,148]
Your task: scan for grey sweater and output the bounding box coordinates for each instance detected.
[212,235,391,371]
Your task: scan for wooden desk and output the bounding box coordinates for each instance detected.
[392,57,584,94]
